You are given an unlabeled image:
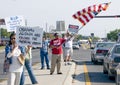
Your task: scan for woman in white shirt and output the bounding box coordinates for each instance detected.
[6,32,24,85]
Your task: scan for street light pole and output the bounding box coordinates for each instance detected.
[95,15,120,18]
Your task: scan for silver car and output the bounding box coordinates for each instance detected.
[91,42,115,64]
[103,43,120,79]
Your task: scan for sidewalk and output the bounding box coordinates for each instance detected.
[0,61,76,85]
[0,49,4,53]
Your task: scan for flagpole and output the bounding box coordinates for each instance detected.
[77,26,84,34]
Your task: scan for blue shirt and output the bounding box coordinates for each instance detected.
[40,40,48,53]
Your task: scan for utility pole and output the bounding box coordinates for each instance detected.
[46,22,48,33]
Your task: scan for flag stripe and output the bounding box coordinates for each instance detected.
[82,14,89,22]
[73,14,77,19]
[77,11,81,16]
[72,2,110,26]
[88,12,94,19]
[78,17,86,25]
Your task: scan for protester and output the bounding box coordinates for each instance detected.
[20,45,38,85]
[49,33,66,75]
[64,32,74,65]
[62,34,66,62]
[5,32,25,85]
[88,37,92,48]
[40,37,50,69]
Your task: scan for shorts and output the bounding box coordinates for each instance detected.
[64,47,73,57]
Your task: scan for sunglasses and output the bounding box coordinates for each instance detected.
[11,38,16,40]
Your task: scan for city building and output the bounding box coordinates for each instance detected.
[56,21,65,32]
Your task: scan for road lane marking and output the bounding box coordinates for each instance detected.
[84,63,91,85]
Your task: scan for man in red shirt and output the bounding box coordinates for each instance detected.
[49,33,65,75]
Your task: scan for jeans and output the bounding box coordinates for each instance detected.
[40,51,49,68]
[20,59,37,85]
[20,69,25,85]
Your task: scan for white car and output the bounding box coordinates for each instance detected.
[91,42,115,64]
[72,42,80,49]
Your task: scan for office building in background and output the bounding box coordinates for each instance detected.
[56,21,65,32]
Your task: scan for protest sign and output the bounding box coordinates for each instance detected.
[16,26,43,47]
[68,24,79,34]
[5,15,25,32]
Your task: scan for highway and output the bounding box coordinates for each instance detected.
[0,46,116,85]
[72,46,115,85]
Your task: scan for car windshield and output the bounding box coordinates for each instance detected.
[96,43,114,48]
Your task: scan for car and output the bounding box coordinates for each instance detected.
[91,42,115,64]
[115,64,120,85]
[72,42,80,49]
[103,43,120,79]
[77,41,81,47]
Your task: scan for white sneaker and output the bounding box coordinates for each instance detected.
[67,62,72,65]
[65,62,67,66]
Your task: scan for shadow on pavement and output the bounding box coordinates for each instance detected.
[72,60,115,84]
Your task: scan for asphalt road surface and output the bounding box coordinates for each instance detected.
[72,47,115,85]
[0,47,116,85]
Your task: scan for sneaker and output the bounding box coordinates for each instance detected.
[33,82,38,84]
[57,72,62,74]
[64,62,67,66]
[47,67,50,69]
[41,67,45,70]
[50,72,53,75]
[67,62,72,65]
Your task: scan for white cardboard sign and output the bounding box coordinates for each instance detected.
[68,24,79,34]
[5,16,25,32]
[16,26,43,47]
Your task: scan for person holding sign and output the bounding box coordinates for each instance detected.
[40,37,50,69]
[64,32,74,65]
[49,33,66,75]
[20,45,38,85]
[5,32,25,85]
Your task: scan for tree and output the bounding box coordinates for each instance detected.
[1,28,11,38]
[107,29,120,41]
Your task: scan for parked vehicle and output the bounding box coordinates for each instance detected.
[72,42,80,49]
[91,42,115,64]
[103,43,120,79]
[77,41,81,47]
[115,64,120,85]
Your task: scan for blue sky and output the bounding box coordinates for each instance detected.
[0,0,120,38]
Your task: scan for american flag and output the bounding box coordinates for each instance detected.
[72,2,110,26]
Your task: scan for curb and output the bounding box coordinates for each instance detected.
[63,62,76,85]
